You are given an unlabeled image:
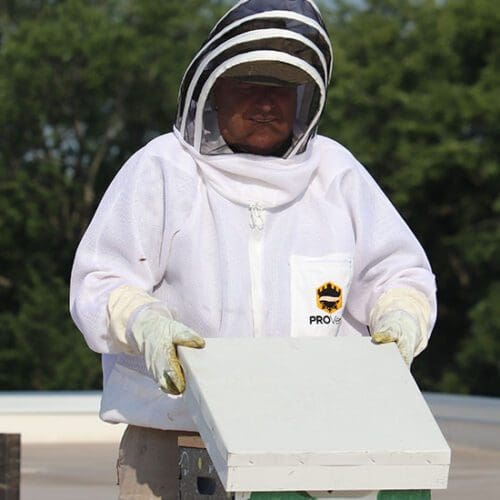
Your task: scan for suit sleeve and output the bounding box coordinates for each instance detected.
[338,158,437,340]
[69,149,169,353]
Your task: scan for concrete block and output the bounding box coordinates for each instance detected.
[0,434,20,500]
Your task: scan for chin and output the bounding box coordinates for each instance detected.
[247,136,286,155]
[247,144,280,155]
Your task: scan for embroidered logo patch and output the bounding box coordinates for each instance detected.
[316,282,342,313]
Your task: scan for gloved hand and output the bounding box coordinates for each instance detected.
[369,287,432,367]
[130,309,205,394]
[107,284,205,394]
[371,310,420,366]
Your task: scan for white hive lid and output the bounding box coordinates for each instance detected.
[179,337,450,492]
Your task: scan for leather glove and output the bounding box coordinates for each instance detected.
[107,284,204,394]
[370,287,431,366]
[371,310,420,366]
[130,308,205,394]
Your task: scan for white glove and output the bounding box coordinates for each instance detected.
[130,308,205,394]
[370,287,431,366]
[107,285,205,394]
[371,310,421,366]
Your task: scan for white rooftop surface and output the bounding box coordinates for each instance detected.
[1,390,498,499]
[179,337,451,492]
[0,391,125,443]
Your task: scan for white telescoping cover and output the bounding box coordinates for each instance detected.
[179,337,450,492]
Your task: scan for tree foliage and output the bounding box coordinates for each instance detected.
[0,0,226,389]
[0,0,498,393]
[321,0,500,393]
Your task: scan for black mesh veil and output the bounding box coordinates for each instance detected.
[175,0,333,158]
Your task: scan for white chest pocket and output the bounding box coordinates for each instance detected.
[290,253,353,337]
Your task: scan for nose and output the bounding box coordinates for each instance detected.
[253,89,274,112]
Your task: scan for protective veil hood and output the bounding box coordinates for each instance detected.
[174,0,333,159]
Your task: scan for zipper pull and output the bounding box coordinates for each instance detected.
[249,203,264,231]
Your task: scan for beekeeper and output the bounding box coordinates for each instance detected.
[70,0,436,497]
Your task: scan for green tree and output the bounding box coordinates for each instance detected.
[0,0,226,389]
[0,273,101,389]
[1,0,498,394]
[321,0,500,394]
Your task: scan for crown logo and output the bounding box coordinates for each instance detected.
[316,282,342,313]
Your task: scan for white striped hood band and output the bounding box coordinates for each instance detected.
[174,0,333,158]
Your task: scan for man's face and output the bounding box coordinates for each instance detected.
[213,77,297,156]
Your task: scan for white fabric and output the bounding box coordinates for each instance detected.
[174,127,320,208]
[70,132,437,431]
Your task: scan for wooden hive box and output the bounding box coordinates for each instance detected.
[178,338,450,494]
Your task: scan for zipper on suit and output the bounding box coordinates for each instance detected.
[248,203,265,337]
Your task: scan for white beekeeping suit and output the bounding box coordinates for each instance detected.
[70,0,436,433]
